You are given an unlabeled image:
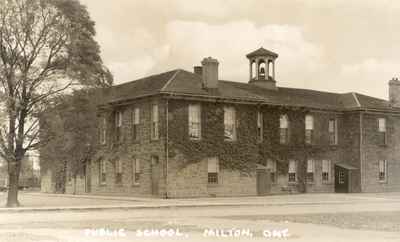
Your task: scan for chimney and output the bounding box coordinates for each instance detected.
[389,77,400,107]
[201,57,219,89]
[193,66,203,75]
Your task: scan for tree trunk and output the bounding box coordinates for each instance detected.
[6,161,21,207]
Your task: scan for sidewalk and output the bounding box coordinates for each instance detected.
[1,191,400,213]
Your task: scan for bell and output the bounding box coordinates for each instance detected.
[260,67,265,74]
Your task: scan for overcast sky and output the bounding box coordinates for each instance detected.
[80,0,400,100]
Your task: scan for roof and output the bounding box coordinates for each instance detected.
[246,47,279,58]
[102,69,396,112]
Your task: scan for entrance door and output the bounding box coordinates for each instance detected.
[256,169,270,196]
[335,165,349,193]
[151,156,159,196]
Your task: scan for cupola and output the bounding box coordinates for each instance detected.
[247,47,278,90]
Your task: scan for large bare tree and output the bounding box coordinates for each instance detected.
[0,0,112,207]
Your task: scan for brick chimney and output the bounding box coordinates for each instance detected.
[201,57,219,89]
[389,77,400,107]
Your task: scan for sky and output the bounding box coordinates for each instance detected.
[80,0,400,100]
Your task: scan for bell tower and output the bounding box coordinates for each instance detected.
[247,47,278,90]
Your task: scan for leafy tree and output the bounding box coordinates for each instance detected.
[0,0,112,207]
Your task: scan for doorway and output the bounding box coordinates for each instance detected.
[334,165,349,193]
[151,156,159,196]
[256,168,271,196]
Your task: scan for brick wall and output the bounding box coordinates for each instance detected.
[84,97,167,197]
[361,112,400,192]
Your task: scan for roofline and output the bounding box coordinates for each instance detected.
[98,91,400,114]
[160,69,181,92]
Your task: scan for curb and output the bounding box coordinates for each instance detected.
[0,200,391,213]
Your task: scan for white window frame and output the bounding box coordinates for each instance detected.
[305,115,314,144]
[322,160,331,183]
[132,158,141,185]
[378,118,387,145]
[101,117,107,145]
[378,160,387,182]
[100,160,106,185]
[288,160,297,183]
[207,157,219,184]
[188,104,201,140]
[115,160,123,184]
[280,114,289,144]
[132,108,140,141]
[224,107,237,141]
[151,104,159,140]
[267,159,277,183]
[307,159,314,183]
[329,119,338,145]
[115,111,123,142]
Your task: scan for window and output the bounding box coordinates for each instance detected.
[307,159,314,183]
[280,115,289,144]
[131,108,140,141]
[288,160,297,183]
[132,158,141,185]
[305,115,314,144]
[207,157,219,184]
[329,119,338,145]
[267,159,277,183]
[99,160,106,184]
[378,118,387,145]
[257,111,263,142]
[379,160,387,182]
[322,160,331,182]
[151,104,159,140]
[115,111,123,142]
[189,104,201,139]
[115,160,123,184]
[224,107,236,141]
[101,117,107,145]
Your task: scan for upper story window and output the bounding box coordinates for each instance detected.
[100,117,107,145]
[307,159,314,183]
[189,104,201,140]
[151,104,159,140]
[378,160,387,182]
[288,160,297,183]
[131,108,140,141]
[207,157,219,184]
[322,160,331,183]
[224,107,236,141]
[257,111,263,142]
[329,119,338,145]
[279,114,289,144]
[378,118,387,145]
[305,115,314,144]
[115,160,123,184]
[115,111,123,142]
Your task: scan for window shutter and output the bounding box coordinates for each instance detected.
[378,118,386,132]
[135,159,140,173]
[134,108,140,124]
[307,159,314,173]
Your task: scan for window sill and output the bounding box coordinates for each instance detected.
[132,183,140,187]
[99,183,107,186]
[189,138,202,142]
[207,183,219,187]
[378,180,388,184]
[224,139,237,142]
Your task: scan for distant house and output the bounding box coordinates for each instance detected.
[42,47,400,197]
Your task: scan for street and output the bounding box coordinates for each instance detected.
[1,192,400,241]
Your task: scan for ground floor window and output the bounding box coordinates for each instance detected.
[322,160,331,182]
[208,157,219,184]
[379,160,387,182]
[288,160,297,183]
[132,158,141,185]
[115,160,123,184]
[267,159,277,183]
[99,160,106,185]
[307,159,314,183]
[338,171,345,184]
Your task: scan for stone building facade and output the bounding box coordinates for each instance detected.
[44,47,400,198]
